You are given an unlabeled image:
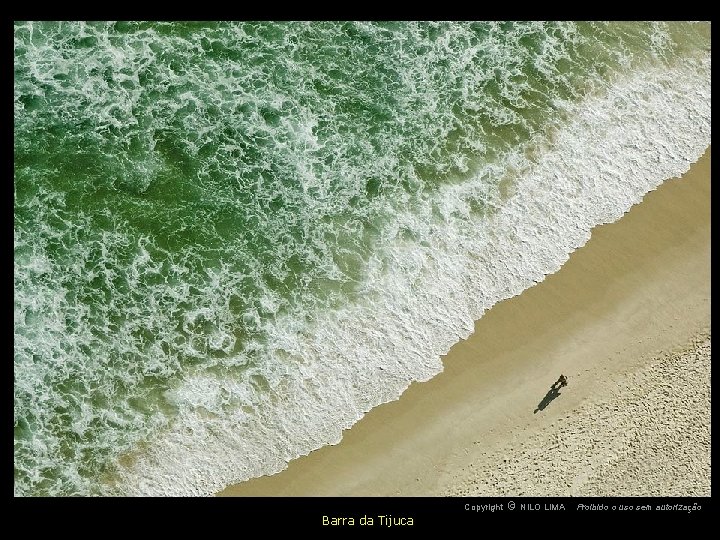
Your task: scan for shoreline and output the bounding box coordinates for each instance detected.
[219,147,711,497]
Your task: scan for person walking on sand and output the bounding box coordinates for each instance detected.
[551,374,567,390]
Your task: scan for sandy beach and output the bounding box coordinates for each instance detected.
[219,148,711,497]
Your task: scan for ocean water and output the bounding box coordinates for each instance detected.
[14,21,710,496]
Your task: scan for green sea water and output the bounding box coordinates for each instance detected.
[14,21,710,496]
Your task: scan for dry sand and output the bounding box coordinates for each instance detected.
[445,334,710,496]
[219,148,711,497]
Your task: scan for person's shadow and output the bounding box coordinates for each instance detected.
[534,379,564,414]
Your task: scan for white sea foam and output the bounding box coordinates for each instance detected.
[113,54,710,496]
